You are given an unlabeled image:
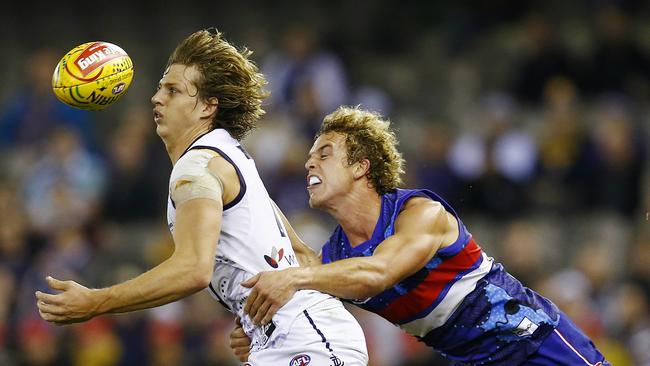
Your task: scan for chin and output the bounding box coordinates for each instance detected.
[308,195,327,210]
[308,196,319,209]
[155,124,168,139]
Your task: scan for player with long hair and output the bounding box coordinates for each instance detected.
[36,29,368,366]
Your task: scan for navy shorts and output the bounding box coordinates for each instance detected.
[526,314,609,365]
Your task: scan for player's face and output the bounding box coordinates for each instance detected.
[305,132,355,209]
[151,64,207,140]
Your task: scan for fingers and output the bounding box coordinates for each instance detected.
[46,276,71,291]
[36,300,65,315]
[243,287,258,315]
[245,289,267,323]
[233,347,250,362]
[260,303,280,326]
[230,332,250,348]
[241,273,260,288]
[230,318,251,362]
[35,291,62,305]
[37,308,69,325]
[252,300,272,325]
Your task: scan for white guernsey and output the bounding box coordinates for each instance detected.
[166,129,367,365]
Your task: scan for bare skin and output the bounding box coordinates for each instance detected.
[240,132,459,325]
[226,132,459,362]
[35,64,241,325]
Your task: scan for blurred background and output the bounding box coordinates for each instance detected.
[1,0,649,365]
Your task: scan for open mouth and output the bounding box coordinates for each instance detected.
[153,110,163,123]
[307,175,322,188]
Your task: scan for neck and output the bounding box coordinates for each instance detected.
[328,189,382,247]
[162,125,212,164]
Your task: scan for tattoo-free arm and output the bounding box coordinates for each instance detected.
[243,197,459,324]
[290,198,457,299]
[96,198,222,313]
[36,198,222,324]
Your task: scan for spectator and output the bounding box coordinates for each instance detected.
[263,23,349,137]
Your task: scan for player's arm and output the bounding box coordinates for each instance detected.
[271,200,321,267]
[100,197,222,313]
[36,152,229,325]
[243,197,458,324]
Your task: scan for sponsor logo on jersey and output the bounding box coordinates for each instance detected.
[264,246,284,268]
[289,354,311,366]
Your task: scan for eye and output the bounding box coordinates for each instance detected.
[168,87,177,94]
[320,154,328,160]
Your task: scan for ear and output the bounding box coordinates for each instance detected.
[201,97,219,119]
[353,159,370,180]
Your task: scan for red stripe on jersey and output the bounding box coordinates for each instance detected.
[377,238,482,323]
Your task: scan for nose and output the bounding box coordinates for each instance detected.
[151,89,162,106]
[305,156,315,171]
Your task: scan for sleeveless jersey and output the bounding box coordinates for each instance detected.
[321,188,561,364]
[167,129,332,352]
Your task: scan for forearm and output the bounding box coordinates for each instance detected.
[294,242,320,267]
[94,256,209,315]
[293,257,388,299]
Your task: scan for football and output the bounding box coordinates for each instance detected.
[52,41,134,110]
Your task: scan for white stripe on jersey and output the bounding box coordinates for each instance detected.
[400,253,494,337]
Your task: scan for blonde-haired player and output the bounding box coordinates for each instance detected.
[36,28,368,366]
[238,106,609,365]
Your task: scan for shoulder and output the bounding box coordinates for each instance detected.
[171,149,219,180]
[400,195,444,215]
[395,196,455,236]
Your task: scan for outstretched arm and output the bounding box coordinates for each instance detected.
[36,150,231,325]
[36,197,222,324]
[243,197,459,324]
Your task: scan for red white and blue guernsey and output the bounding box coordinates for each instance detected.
[321,188,609,365]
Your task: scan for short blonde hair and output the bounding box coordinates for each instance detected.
[318,106,404,194]
[168,28,268,140]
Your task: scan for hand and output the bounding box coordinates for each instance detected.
[229,317,251,362]
[35,276,100,325]
[241,268,299,325]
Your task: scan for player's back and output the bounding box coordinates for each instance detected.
[167,129,367,365]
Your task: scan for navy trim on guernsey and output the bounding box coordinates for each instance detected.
[236,144,252,159]
[303,310,334,354]
[178,131,212,160]
[208,282,231,311]
[264,322,276,339]
[270,199,287,237]
[189,145,247,211]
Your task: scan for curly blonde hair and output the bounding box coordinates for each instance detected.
[167,28,268,140]
[318,106,405,194]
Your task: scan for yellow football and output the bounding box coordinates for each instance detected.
[52,41,134,110]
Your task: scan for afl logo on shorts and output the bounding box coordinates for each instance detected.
[289,354,311,366]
